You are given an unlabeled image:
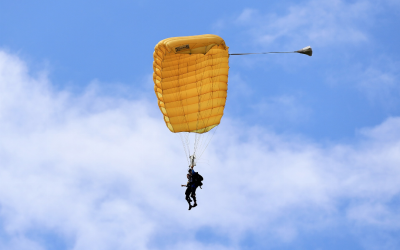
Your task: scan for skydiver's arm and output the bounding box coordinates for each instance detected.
[181,179,191,187]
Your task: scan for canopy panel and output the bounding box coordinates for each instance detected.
[153,34,229,133]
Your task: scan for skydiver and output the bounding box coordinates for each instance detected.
[181,165,198,210]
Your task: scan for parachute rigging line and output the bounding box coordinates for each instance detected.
[197,125,218,161]
[179,133,190,165]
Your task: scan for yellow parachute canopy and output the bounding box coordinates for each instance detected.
[153,34,229,134]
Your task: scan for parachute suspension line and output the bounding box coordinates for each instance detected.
[198,125,218,161]
[194,133,198,153]
[184,132,191,158]
[180,132,193,166]
[196,130,209,158]
[179,133,190,165]
[194,133,200,157]
[196,127,212,160]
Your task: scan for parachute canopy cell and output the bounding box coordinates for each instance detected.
[153,34,229,133]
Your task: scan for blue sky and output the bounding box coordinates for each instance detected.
[0,0,400,250]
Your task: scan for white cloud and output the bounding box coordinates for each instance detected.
[230,0,386,49]
[326,57,400,108]
[359,116,400,143]
[1,50,400,250]
[357,62,400,108]
[236,9,257,23]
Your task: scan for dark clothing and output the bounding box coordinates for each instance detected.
[185,182,198,197]
[188,169,195,183]
[185,184,198,196]
[191,185,198,195]
[185,186,190,196]
[185,168,198,209]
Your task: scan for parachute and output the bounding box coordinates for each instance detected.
[153,34,229,163]
[153,34,229,134]
[153,34,312,164]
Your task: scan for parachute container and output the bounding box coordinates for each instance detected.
[153,34,229,133]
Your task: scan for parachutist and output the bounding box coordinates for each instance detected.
[181,165,203,210]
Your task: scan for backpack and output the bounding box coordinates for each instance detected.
[192,172,203,187]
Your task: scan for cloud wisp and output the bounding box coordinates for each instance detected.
[1,50,400,250]
[233,0,376,49]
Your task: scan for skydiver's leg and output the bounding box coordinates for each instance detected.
[185,186,192,202]
[185,187,192,210]
[191,195,197,207]
[191,186,198,207]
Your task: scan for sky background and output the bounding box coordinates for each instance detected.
[1,0,400,249]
